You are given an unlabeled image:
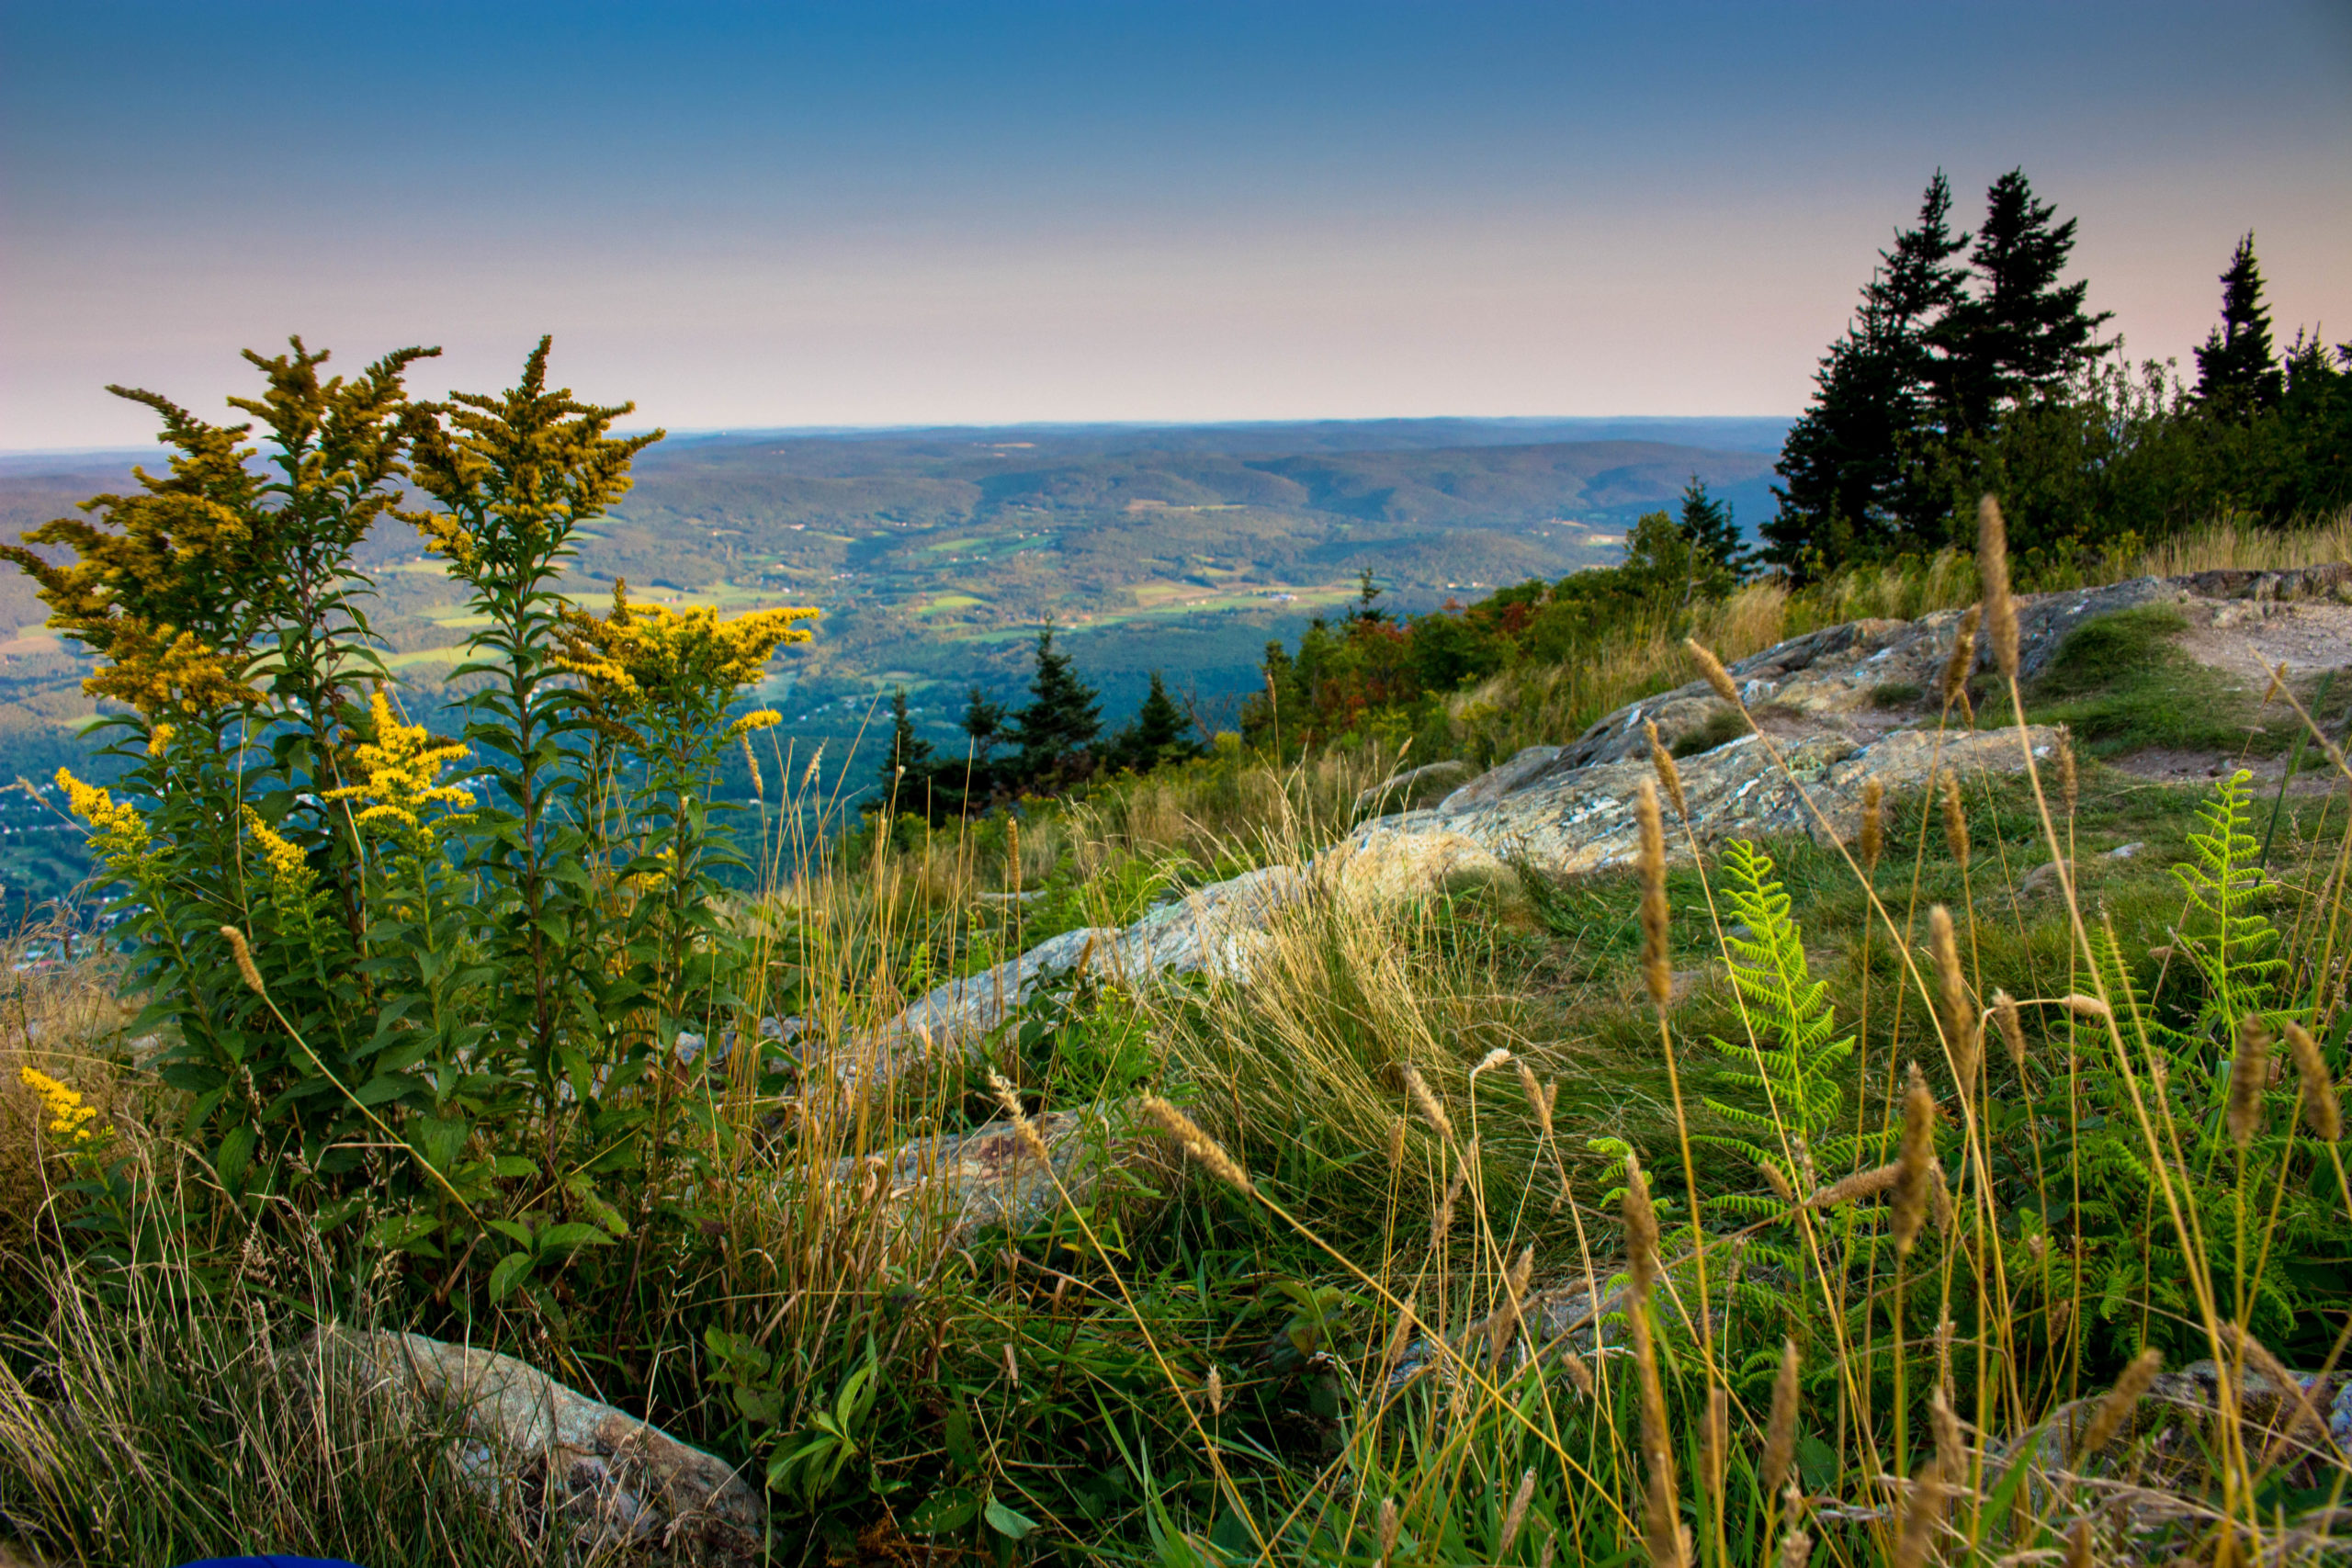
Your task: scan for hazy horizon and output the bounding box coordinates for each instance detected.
[6,1,2347,450]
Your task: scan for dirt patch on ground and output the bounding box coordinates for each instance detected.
[2175,597,2352,685]
[2105,745,2345,795]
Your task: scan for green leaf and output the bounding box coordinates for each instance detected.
[984,1497,1040,1541]
[487,1251,533,1303]
[412,1114,470,1172]
[907,1486,980,1535]
[354,1073,415,1107]
[535,1222,616,1257]
[215,1124,255,1190]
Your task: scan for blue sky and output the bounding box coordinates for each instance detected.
[4,1,2346,448]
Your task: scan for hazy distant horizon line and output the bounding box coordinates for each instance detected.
[0,411,1797,464]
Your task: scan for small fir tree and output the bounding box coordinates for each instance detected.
[1676,476,1747,581]
[2194,233,2284,416]
[1113,671,1202,773]
[1010,624,1102,790]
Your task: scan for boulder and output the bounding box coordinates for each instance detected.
[308,1327,763,1560]
[1352,759,1476,818]
[1315,823,1514,909]
[827,1101,1162,1239]
[1434,745,1562,815]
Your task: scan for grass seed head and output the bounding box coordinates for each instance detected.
[1894,1065,1936,1255]
[1500,1469,1536,1556]
[1762,1337,1802,1499]
[2074,1347,2162,1461]
[1940,604,1981,709]
[2225,1321,2326,1442]
[221,926,266,997]
[1928,906,1977,1089]
[741,732,763,798]
[2056,731,2078,815]
[2284,1021,2338,1142]
[1402,1064,1455,1144]
[1204,1366,1223,1416]
[1778,1529,1814,1568]
[1860,776,1883,873]
[1978,494,2018,677]
[1515,1058,1555,1139]
[1385,1114,1408,1170]
[1623,1148,1662,1298]
[1762,1160,1795,1205]
[1810,1159,1902,1210]
[1377,1497,1399,1561]
[1993,988,2028,1073]
[1637,780,1671,1009]
[1686,637,1740,706]
[1562,1349,1595,1396]
[1645,718,1688,818]
[2228,1017,2270,1148]
[1139,1094,1253,1194]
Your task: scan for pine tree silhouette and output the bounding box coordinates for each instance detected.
[2194,233,2284,416]
[1931,168,2111,434]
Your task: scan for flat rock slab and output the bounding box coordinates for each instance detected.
[309,1327,764,1561]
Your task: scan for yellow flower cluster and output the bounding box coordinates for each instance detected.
[728,708,784,739]
[412,510,478,570]
[556,581,816,737]
[19,1066,99,1146]
[322,690,476,840]
[57,768,153,872]
[243,807,314,895]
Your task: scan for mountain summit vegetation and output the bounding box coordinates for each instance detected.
[1768,170,2351,573]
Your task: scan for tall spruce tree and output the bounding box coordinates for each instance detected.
[1010,624,1102,790]
[1767,173,1970,570]
[1931,169,2110,434]
[2194,233,2284,416]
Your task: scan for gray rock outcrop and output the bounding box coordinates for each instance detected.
[309,1327,764,1560]
[841,564,2349,1077]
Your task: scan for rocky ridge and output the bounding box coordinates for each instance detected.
[853,562,2352,1076]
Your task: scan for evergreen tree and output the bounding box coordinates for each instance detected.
[1932,169,2111,434]
[1766,173,1971,570]
[1349,568,1388,624]
[1010,624,1102,790]
[1112,670,1202,773]
[2194,233,2284,416]
[879,686,936,804]
[1676,476,1747,579]
[959,684,1007,752]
